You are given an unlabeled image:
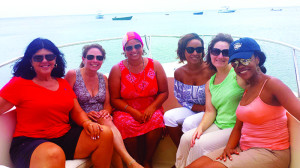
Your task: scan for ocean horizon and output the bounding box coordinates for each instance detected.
[0,6,300,92]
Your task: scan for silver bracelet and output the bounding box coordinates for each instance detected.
[124,104,129,110]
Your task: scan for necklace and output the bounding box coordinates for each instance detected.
[127,58,146,93]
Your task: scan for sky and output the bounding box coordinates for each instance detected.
[1,0,300,18]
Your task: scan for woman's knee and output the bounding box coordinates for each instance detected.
[98,118,115,128]
[31,142,65,164]
[97,116,113,126]
[182,120,194,133]
[180,129,195,144]
[100,125,113,141]
[164,110,179,127]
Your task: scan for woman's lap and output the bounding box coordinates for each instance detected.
[206,147,290,168]
[163,107,196,127]
[113,109,165,139]
[176,124,232,167]
[182,112,204,133]
[10,126,82,168]
[186,127,232,165]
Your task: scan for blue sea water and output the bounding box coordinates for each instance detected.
[0,7,300,92]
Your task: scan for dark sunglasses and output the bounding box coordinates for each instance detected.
[32,54,56,62]
[185,47,204,54]
[211,48,229,57]
[231,58,252,68]
[125,44,142,51]
[85,55,104,61]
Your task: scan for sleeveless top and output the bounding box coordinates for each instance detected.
[73,69,106,112]
[237,79,289,151]
[209,68,244,129]
[112,58,165,139]
[174,79,206,111]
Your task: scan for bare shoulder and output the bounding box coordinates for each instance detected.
[174,65,185,80]
[108,63,121,79]
[153,59,163,67]
[65,69,77,86]
[110,64,121,74]
[65,69,76,78]
[265,77,288,91]
[152,59,165,72]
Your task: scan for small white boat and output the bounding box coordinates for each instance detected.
[271,8,283,11]
[218,6,236,13]
[96,12,104,19]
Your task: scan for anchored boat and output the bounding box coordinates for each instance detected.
[112,16,133,21]
[193,11,204,15]
[218,6,236,13]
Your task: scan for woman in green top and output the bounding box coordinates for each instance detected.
[175,33,246,168]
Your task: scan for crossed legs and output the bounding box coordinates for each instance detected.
[99,118,143,168]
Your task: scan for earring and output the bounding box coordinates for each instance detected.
[256,65,260,72]
[54,64,57,68]
[30,66,33,70]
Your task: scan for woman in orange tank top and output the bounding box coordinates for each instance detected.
[187,37,300,168]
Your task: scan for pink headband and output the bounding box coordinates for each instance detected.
[122,32,144,51]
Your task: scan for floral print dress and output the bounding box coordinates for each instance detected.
[113,58,165,139]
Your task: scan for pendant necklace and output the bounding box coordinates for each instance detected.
[127,58,146,93]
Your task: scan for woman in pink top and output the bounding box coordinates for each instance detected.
[187,37,300,168]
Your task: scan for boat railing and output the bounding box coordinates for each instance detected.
[0,34,300,97]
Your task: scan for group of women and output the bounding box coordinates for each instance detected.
[0,31,299,168]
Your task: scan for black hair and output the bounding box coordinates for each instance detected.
[206,33,233,71]
[13,37,66,79]
[254,51,267,74]
[177,33,204,63]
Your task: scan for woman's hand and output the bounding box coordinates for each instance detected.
[87,111,100,122]
[190,127,203,147]
[87,110,112,122]
[131,110,144,123]
[216,147,239,161]
[82,121,103,140]
[143,105,156,122]
[98,110,112,120]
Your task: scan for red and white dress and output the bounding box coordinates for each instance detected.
[113,58,165,139]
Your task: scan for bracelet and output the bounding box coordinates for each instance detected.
[81,119,91,125]
[124,104,129,110]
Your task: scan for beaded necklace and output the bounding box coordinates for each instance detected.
[127,58,146,93]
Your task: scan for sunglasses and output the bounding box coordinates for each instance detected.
[85,55,104,61]
[125,44,142,51]
[231,58,252,68]
[32,54,56,62]
[211,48,229,57]
[185,47,204,54]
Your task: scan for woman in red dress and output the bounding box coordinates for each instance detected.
[109,32,168,168]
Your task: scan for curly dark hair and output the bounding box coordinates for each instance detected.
[13,38,66,79]
[254,51,267,73]
[206,33,233,71]
[177,33,204,63]
[80,43,106,68]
